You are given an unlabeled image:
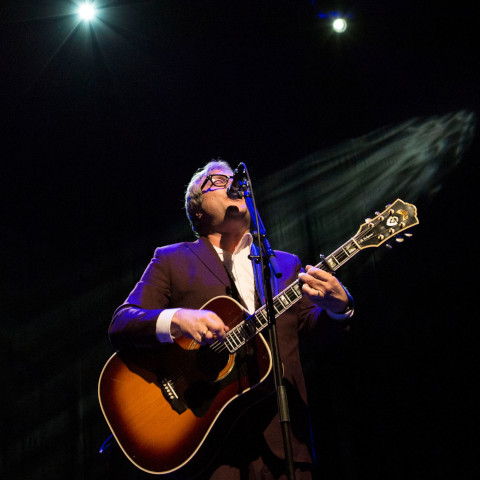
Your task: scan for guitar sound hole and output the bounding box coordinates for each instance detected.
[182,347,234,417]
[196,346,231,379]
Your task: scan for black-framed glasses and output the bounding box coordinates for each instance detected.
[200,174,233,191]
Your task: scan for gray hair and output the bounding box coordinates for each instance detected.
[185,159,233,236]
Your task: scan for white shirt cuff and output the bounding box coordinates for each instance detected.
[326,307,354,321]
[156,308,181,343]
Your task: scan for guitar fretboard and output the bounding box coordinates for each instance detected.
[223,237,361,353]
[219,198,419,354]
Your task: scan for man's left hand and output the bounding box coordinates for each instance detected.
[298,265,349,313]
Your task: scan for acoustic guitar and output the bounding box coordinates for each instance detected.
[98,199,419,476]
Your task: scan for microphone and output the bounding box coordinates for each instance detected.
[226,162,247,199]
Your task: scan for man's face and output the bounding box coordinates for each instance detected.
[198,168,250,235]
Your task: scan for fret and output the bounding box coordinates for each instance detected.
[291,282,302,298]
[257,309,268,326]
[250,313,260,330]
[235,329,244,343]
[319,241,360,273]
[242,321,255,338]
[327,251,345,271]
[237,326,247,341]
[330,248,360,269]
[278,286,303,309]
[318,256,336,272]
[277,293,290,309]
[250,318,260,333]
[344,240,358,255]
[276,297,284,309]
[285,289,296,302]
[225,336,236,353]
[351,238,361,250]
[230,330,242,346]
[329,255,342,269]
[240,323,249,338]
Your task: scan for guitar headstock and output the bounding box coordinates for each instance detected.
[354,199,419,249]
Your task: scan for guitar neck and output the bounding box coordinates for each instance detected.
[223,237,360,353]
[317,237,362,272]
[222,198,419,353]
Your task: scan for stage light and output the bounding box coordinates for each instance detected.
[317,11,351,32]
[77,2,96,22]
[332,18,347,33]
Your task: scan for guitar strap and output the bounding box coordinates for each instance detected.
[223,267,246,308]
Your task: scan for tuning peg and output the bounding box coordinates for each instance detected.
[395,236,405,243]
[404,232,413,237]
[385,204,391,208]
[385,243,393,249]
[365,218,372,223]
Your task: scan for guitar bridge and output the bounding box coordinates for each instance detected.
[160,378,187,414]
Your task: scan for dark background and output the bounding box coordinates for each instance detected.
[1,1,478,479]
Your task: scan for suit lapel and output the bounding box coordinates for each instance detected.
[186,237,231,288]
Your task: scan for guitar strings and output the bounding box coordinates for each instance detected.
[162,318,259,388]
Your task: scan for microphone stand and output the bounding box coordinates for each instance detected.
[236,164,296,480]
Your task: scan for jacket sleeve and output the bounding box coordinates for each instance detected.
[108,247,171,349]
[287,253,353,335]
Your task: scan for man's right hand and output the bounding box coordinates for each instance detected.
[170,308,230,344]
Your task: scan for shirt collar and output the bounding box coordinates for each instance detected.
[213,232,253,256]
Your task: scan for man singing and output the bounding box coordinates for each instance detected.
[108,159,353,479]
